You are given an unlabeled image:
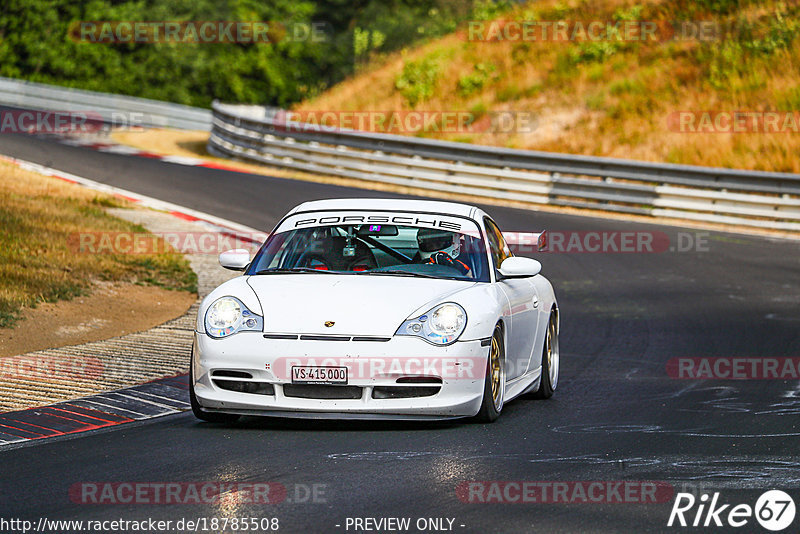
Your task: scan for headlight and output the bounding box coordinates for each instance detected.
[204,296,263,338]
[395,303,467,345]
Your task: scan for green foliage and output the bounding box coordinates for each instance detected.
[586,64,605,81]
[510,42,531,65]
[0,0,510,107]
[496,81,541,102]
[739,12,799,55]
[690,0,750,15]
[777,87,800,110]
[395,55,440,107]
[561,6,644,67]
[585,91,605,111]
[471,0,515,21]
[354,27,386,60]
[570,41,622,64]
[608,77,646,96]
[457,62,497,96]
[613,5,644,22]
[469,100,488,118]
[695,6,800,92]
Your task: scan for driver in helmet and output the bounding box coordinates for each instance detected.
[415,228,470,276]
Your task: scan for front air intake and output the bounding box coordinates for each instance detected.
[212,379,274,396]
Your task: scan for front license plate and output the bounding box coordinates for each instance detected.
[291,366,348,385]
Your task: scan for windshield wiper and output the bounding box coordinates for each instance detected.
[359,270,442,279]
[253,267,338,275]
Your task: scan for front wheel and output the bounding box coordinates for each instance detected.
[474,324,505,423]
[532,312,559,399]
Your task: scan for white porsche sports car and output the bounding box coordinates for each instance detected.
[191,198,559,423]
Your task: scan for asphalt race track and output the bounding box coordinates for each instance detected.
[1,132,799,533]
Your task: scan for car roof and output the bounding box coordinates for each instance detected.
[288,198,484,220]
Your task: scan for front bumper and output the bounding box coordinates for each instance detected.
[192,332,489,418]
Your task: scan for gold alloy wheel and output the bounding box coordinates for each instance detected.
[490,334,502,409]
[546,316,559,390]
[546,324,552,370]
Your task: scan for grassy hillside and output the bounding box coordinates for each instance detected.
[296,0,800,172]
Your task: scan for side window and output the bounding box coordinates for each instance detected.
[484,218,512,269]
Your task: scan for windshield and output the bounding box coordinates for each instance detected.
[247,222,490,282]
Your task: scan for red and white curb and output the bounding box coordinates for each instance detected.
[0,375,190,449]
[57,136,246,172]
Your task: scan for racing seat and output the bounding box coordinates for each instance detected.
[300,236,378,271]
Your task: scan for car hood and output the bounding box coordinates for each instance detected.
[246,274,475,336]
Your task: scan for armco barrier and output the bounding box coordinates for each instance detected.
[208,101,800,231]
[0,77,210,131]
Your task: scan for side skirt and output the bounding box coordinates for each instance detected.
[504,366,542,402]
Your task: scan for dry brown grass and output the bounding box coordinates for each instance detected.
[112,129,210,158]
[0,161,197,328]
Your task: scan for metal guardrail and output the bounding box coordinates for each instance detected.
[0,77,211,131]
[209,101,800,231]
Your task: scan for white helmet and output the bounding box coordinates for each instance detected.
[416,228,460,260]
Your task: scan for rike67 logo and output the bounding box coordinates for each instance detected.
[668,490,796,531]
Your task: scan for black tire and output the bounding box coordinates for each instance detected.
[473,324,505,423]
[532,312,559,399]
[189,350,240,424]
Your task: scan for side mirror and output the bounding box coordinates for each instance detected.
[498,257,541,279]
[219,249,251,271]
